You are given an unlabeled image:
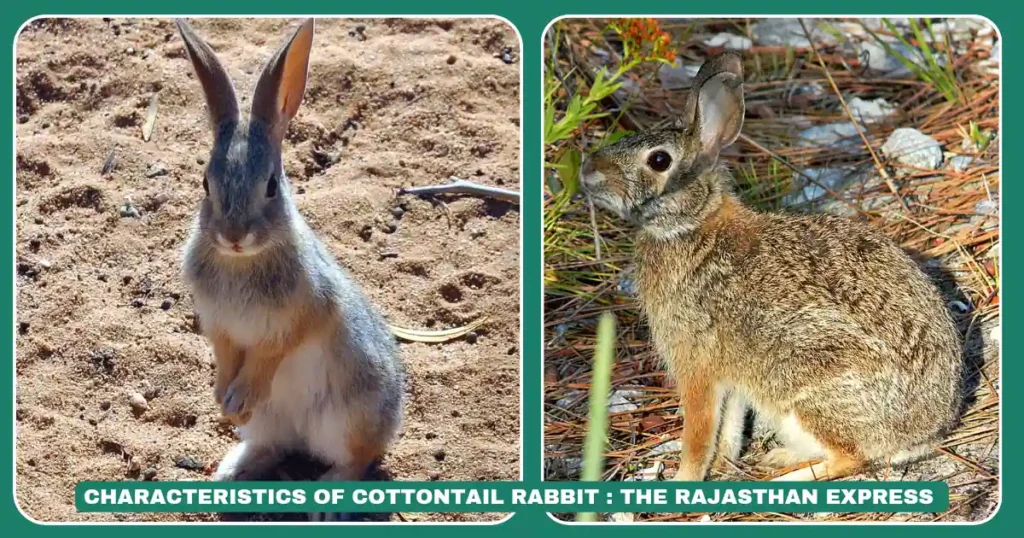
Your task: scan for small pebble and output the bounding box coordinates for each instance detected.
[142,467,157,481]
[143,386,161,400]
[131,298,144,308]
[425,432,437,440]
[428,471,441,481]
[18,114,29,124]
[160,298,174,311]
[433,449,446,462]
[465,331,478,344]
[384,222,397,234]
[146,163,168,178]
[152,193,170,208]
[196,156,205,165]
[129,392,149,413]
[451,410,461,418]
[500,48,515,64]
[391,206,405,219]
[446,55,457,65]
[174,456,205,471]
[125,46,135,55]
[127,460,141,475]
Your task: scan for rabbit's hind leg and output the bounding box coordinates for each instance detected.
[769,451,864,482]
[714,390,748,468]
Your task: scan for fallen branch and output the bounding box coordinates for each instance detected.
[398,177,520,204]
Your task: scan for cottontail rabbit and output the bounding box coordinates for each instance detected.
[579,52,962,482]
[176,18,404,511]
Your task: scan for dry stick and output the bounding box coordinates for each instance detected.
[398,178,520,205]
[797,18,911,215]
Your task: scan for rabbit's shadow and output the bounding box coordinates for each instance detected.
[906,248,989,419]
[219,452,393,523]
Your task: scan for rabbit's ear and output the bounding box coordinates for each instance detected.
[175,18,240,127]
[686,53,744,158]
[250,18,315,144]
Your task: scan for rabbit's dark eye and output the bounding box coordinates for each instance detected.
[202,176,209,196]
[266,174,279,198]
[647,151,672,172]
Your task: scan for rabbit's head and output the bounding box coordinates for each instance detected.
[579,52,745,236]
[176,18,314,258]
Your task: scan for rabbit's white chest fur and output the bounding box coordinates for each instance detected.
[194,296,292,349]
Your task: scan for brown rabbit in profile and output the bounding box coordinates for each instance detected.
[578,52,962,481]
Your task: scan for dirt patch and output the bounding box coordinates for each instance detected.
[15,17,521,523]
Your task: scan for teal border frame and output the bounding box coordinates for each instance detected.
[3,2,1012,535]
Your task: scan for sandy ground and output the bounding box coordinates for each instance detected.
[15,17,521,522]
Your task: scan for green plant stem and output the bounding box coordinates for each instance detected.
[576,312,616,523]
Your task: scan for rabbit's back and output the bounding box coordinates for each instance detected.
[636,196,962,453]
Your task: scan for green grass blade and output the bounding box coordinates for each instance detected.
[576,312,616,523]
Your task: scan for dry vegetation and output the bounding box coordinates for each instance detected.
[543,17,999,523]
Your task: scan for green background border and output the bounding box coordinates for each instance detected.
[3,1,1009,534]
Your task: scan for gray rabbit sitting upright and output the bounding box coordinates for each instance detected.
[579,52,962,482]
[176,18,404,511]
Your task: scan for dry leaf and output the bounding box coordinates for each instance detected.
[390,317,487,343]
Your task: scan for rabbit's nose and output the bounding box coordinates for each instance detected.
[221,227,247,245]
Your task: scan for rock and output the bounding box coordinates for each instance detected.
[948,155,974,173]
[174,456,205,471]
[142,467,157,481]
[160,298,174,311]
[659,60,701,90]
[465,331,478,344]
[975,199,998,215]
[648,440,682,456]
[129,392,148,413]
[608,392,638,413]
[703,33,752,50]
[146,162,168,178]
[554,390,584,410]
[858,41,915,76]
[119,199,141,219]
[798,122,860,149]
[446,55,457,65]
[616,277,637,296]
[846,97,895,124]
[751,19,835,47]
[390,206,404,219]
[152,193,170,208]
[783,168,866,206]
[881,128,943,170]
[500,47,515,65]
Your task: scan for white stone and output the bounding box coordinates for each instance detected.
[881,128,943,170]
[703,33,752,50]
[846,97,895,124]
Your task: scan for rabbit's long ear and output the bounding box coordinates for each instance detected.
[175,18,240,128]
[682,52,744,158]
[250,18,315,144]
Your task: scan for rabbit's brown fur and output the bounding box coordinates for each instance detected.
[580,52,962,482]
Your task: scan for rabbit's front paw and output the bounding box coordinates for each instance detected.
[222,377,259,424]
